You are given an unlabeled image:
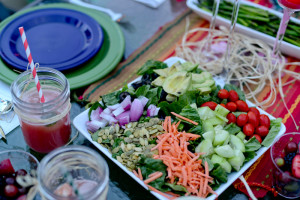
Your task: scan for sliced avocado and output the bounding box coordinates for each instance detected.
[198,87,212,95]
[163,71,191,96]
[166,94,177,102]
[151,76,165,87]
[181,62,198,72]
[192,72,212,84]
[153,68,169,77]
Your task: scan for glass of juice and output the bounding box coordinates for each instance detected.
[37,145,109,200]
[11,67,71,153]
[270,132,300,199]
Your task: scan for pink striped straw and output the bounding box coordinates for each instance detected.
[19,27,45,103]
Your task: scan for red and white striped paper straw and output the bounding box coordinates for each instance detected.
[19,27,45,103]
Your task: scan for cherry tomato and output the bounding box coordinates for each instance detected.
[243,123,254,137]
[4,185,18,198]
[249,107,260,117]
[228,90,239,102]
[255,125,269,137]
[259,114,271,128]
[220,103,226,108]
[218,89,229,99]
[247,111,259,127]
[251,134,262,143]
[227,113,236,124]
[237,114,248,127]
[201,101,218,110]
[226,102,237,112]
[236,100,249,112]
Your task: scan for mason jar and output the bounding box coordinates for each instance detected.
[11,67,71,153]
[37,145,109,200]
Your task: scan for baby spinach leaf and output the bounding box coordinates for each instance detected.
[137,60,168,75]
[245,137,261,152]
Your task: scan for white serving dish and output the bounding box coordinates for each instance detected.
[73,57,286,200]
[187,0,300,60]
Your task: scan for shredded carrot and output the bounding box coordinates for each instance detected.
[171,112,198,125]
[148,171,161,178]
[137,167,143,181]
[132,170,139,178]
[144,172,163,184]
[146,184,174,200]
[149,117,216,198]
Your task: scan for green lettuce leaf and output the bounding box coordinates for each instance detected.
[138,156,168,191]
[245,137,261,152]
[261,118,282,147]
[137,60,168,75]
[211,164,228,183]
[101,91,121,106]
[224,123,241,135]
[179,104,201,124]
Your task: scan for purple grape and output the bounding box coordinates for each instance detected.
[5,177,15,185]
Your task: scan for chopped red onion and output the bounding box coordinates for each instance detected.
[90,107,103,121]
[121,95,131,110]
[138,96,149,107]
[147,104,160,117]
[130,98,144,121]
[100,112,118,124]
[112,106,125,117]
[103,108,112,114]
[118,115,130,126]
[86,120,107,133]
[115,111,130,121]
[107,103,121,110]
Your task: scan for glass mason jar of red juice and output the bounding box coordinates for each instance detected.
[38,146,109,200]
[11,67,71,153]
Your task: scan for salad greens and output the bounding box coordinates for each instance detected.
[87,59,283,197]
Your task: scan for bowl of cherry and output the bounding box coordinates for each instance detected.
[0,150,39,200]
[271,132,300,198]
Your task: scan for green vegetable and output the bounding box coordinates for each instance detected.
[138,156,168,191]
[261,118,282,147]
[197,0,300,47]
[165,183,188,193]
[224,123,241,135]
[91,132,98,142]
[245,137,261,152]
[137,60,168,75]
[101,91,121,106]
[179,104,201,124]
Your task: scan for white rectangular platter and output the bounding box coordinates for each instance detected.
[187,0,300,60]
[73,57,286,200]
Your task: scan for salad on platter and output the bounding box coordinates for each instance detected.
[80,58,284,199]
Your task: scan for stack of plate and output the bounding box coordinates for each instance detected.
[0,3,125,89]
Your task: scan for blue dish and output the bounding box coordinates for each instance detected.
[0,8,104,71]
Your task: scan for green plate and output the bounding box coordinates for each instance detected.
[0,3,125,90]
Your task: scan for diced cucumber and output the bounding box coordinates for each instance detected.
[203,120,214,132]
[230,135,245,152]
[215,105,230,117]
[236,131,246,141]
[195,139,214,156]
[214,145,235,158]
[198,107,215,120]
[214,125,223,131]
[215,114,228,123]
[211,154,232,173]
[228,150,245,171]
[213,130,229,146]
[203,131,215,141]
[206,116,225,126]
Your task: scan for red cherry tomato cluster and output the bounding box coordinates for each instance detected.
[217,89,271,143]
